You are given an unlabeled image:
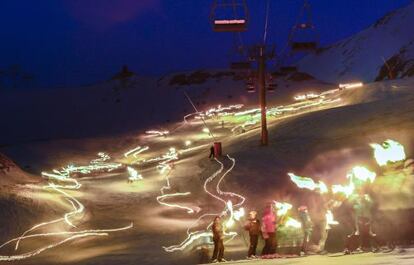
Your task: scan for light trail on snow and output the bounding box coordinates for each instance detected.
[145,130,170,137]
[163,155,245,252]
[124,146,149,158]
[152,148,195,214]
[0,153,132,262]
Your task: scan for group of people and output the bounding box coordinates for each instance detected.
[210,203,313,263]
[209,195,379,263]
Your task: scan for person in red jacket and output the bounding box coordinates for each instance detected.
[244,211,261,258]
[261,204,277,255]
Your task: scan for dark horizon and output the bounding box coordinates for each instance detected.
[0,0,412,89]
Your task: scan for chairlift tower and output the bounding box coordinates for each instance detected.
[248,45,275,146]
[211,0,275,146]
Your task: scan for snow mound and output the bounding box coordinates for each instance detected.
[0,153,39,184]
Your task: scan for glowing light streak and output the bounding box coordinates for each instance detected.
[274,201,292,216]
[325,210,339,228]
[339,82,363,89]
[0,224,133,261]
[156,192,194,214]
[164,155,245,252]
[234,207,245,221]
[0,153,132,261]
[231,120,258,133]
[153,148,194,214]
[234,108,260,117]
[184,104,244,123]
[347,166,376,184]
[124,146,149,158]
[285,217,302,228]
[163,230,213,252]
[294,93,320,101]
[225,200,235,228]
[288,173,328,194]
[127,166,143,181]
[215,155,246,207]
[370,139,406,166]
[204,104,244,117]
[145,130,170,137]
[331,183,355,198]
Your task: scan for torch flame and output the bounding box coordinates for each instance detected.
[274,201,292,216]
[332,183,355,198]
[348,166,376,183]
[288,173,328,194]
[127,166,143,181]
[325,210,339,227]
[285,217,302,228]
[370,139,406,166]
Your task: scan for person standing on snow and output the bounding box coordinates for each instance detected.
[209,145,215,159]
[211,216,225,262]
[344,190,379,254]
[244,211,261,258]
[298,205,313,255]
[261,204,277,256]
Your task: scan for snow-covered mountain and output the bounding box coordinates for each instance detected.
[299,1,414,83]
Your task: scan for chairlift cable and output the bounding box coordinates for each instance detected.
[183,91,217,142]
[263,0,271,45]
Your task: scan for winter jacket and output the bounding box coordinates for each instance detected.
[212,222,224,240]
[261,210,276,234]
[244,219,261,236]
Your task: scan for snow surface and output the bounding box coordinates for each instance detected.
[223,248,414,265]
[0,76,413,264]
[0,70,332,146]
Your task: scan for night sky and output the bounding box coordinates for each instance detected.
[0,0,411,89]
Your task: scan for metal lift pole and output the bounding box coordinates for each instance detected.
[258,45,268,146]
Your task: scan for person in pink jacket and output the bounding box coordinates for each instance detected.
[261,204,277,255]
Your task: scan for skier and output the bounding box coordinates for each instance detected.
[244,211,261,258]
[261,204,277,256]
[211,216,225,262]
[209,145,215,159]
[298,205,313,255]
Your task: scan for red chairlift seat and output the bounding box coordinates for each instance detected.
[213,19,247,32]
[246,78,255,93]
[246,84,255,93]
[267,83,277,92]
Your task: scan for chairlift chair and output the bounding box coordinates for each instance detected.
[246,76,255,93]
[213,19,247,32]
[211,0,249,32]
[288,1,319,53]
[267,83,277,92]
[246,83,255,93]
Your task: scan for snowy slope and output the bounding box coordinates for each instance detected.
[299,1,414,82]
[0,70,332,146]
[0,76,413,265]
